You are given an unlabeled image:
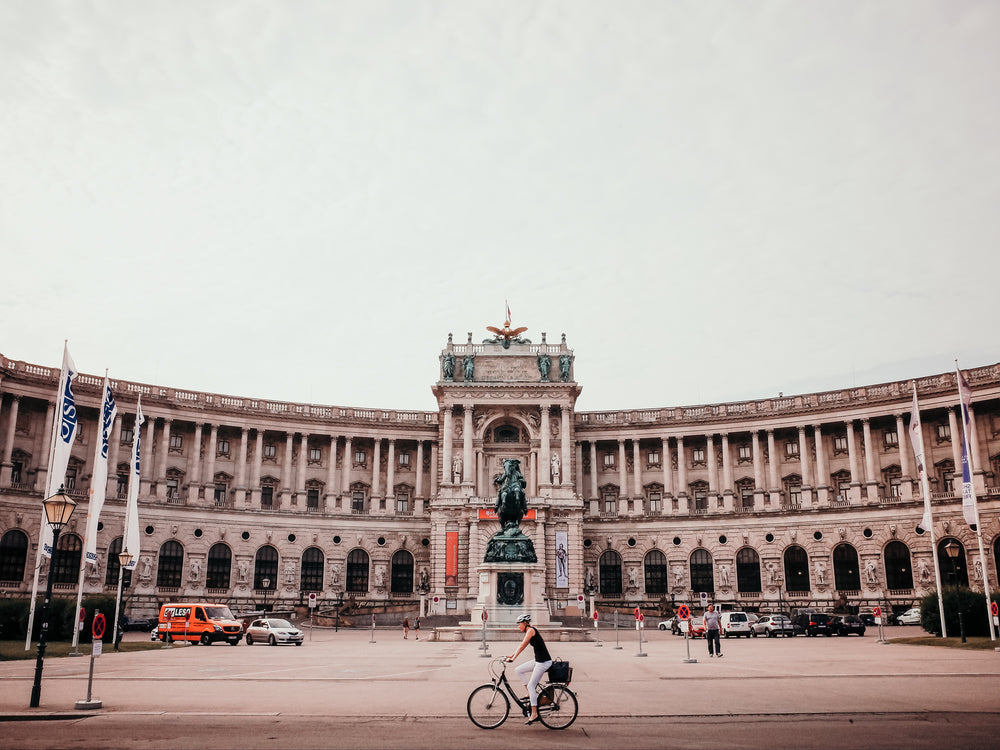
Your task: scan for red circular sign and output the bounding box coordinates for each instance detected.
[481,609,488,622]
[639,614,645,621]
[92,613,106,639]
[677,604,691,621]
[634,607,641,620]
[592,611,599,621]
[872,606,882,618]
[991,602,999,617]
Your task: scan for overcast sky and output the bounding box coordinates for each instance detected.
[2,1,998,412]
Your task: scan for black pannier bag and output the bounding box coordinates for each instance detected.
[548,659,572,683]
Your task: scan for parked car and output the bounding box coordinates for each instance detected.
[834,614,866,636]
[245,618,304,646]
[125,616,156,632]
[897,607,922,625]
[674,617,707,638]
[745,613,760,629]
[659,616,680,632]
[720,611,752,638]
[858,613,877,627]
[751,614,795,638]
[792,612,836,636]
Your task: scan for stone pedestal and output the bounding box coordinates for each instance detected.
[473,562,550,626]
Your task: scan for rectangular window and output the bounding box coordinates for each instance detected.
[65,468,77,491]
[785,441,799,457]
[889,476,902,497]
[306,488,320,509]
[837,479,851,502]
[354,450,367,465]
[691,448,705,464]
[214,483,227,506]
[884,431,898,447]
[741,488,754,509]
[936,424,951,442]
[309,447,322,462]
[602,453,615,467]
[647,451,660,466]
[261,486,274,508]
[398,453,410,467]
[217,439,230,457]
[11,461,22,485]
[352,491,365,512]
[737,445,752,462]
[263,444,276,459]
[648,492,662,513]
[117,473,128,498]
[121,428,133,444]
[166,479,179,500]
[396,493,410,513]
[169,434,183,450]
[789,485,802,505]
[603,493,617,515]
[833,436,848,453]
[694,489,708,511]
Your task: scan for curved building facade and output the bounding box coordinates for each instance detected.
[1,330,998,622]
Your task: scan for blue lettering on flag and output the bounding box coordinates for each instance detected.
[59,375,77,443]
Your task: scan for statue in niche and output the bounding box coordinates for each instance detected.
[442,352,456,380]
[766,562,778,585]
[419,567,430,592]
[550,452,560,484]
[814,560,826,585]
[238,559,249,582]
[719,564,730,587]
[463,354,475,381]
[141,556,153,580]
[559,354,571,382]
[585,566,595,591]
[537,353,551,381]
[189,558,202,582]
[865,559,878,584]
[918,560,930,582]
[628,567,639,590]
[452,455,463,483]
[673,565,684,588]
[375,566,386,589]
[483,458,537,563]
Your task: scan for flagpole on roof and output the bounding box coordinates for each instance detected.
[955,362,996,641]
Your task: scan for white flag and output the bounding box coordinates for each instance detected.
[83,377,117,566]
[41,344,79,557]
[957,368,978,531]
[908,385,933,534]
[122,397,144,569]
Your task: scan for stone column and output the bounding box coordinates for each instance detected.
[814,425,829,503]
[463,407,473,485]
[589,442,598,500]
[189,422,203,498]
[895,414,913,500]
[561,406,571,486]
[429,441,438,498]
[297,433,309,505]
[386,439,396,504]
[530,450,538,495]
[0,395,19,485]
[371,437,382,504]
[861,418,878,497]
[706,434,718,501]
[442,407,453,484]
[251,429,264,506]
[969,405,986,493]
[617,440,627,510]
[676,436,688,511]
[156,419,172,498]
[766,429,782,505]
[720,433,733,511]
[342,436,353,495]
[575,441,584,495]
[948,409,962,489]
[662,437,673,499]
[236,427,249,504]
[325,435,338,507]
[632,439,643,499]
[36,400,56,491]
[846,420,860,500]
[415,440,424,500]
[540,405,551,486]
[751,431,764,509]
[205,425,218,504]
[797,425,812,505]
[281,432,294,507]
[141,418,156,496]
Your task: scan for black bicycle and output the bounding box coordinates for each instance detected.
[467,657,578,730]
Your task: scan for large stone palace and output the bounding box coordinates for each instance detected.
[1,327,998,622]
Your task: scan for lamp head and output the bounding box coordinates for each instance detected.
[118,548,134,568]
[945,540,959,559]
[262,578,271,589]
[42,486,77,530]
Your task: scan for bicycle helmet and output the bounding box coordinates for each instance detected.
[516,614,532,623]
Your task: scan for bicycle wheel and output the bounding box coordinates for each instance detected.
[537,684,578,730]
[467,684,510,729]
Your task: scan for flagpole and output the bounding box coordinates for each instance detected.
[25,342,71,651]
[911,381,947,637]
[955,362,996,641]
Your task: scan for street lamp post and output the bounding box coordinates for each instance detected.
[30,487,77,708]
[262,578,271,613]
[944,541,967,643]
[113,549,133,651]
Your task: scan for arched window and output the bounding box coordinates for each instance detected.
[347,549,370,593]
[300,547,324,591]
[0,529,28,582]
[644,549,668,595]
[937,538,968,587]
[254,545,278,590]
[156,540,184,588]
[736,547,761,593]
[391,549,414,594]
[104,536,133,588]
[599,550,622,595]
[52,533,83,585]
[690,549,714,593]
[207,543,232,590]
[833,543,861,591]
[784,545,810,592]
[884,541,913,590]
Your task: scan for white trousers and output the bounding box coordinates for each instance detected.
[515,659,553,706]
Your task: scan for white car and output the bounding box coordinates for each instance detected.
[897,607,922,625]
[720,611,752,638]
[245,618,304,646]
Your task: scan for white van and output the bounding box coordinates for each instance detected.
[720,611,752,638]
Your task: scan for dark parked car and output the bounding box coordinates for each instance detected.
[793,612,835,636]
[835,615,866,636]
[858,613,876,627]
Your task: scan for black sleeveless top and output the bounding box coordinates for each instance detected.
[528,628,552,662]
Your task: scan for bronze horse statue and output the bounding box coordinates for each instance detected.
[494,458,527,532]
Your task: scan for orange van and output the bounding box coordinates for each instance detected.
[157,602,243,645]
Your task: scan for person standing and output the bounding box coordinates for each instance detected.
[402,617,410,639]
[414,616,420,640]
[704,604,722,658]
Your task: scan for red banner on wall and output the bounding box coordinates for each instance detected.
[445,531,458,586]
[477,509,536,521]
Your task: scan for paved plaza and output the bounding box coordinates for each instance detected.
[1,625,999,749]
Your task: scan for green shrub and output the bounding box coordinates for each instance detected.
[919,588,1000,637]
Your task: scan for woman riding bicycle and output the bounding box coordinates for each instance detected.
[506,613,552,725]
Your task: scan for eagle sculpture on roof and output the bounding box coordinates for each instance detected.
[485,303,530,349]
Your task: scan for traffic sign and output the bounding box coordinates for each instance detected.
[593,610,599,621]
[308,593,317,609]
[92,613,106,640]
[79,607,86,632]
[634,607,641,620]
[577,594,585,603]
[677,604,691,621]
[481,608,488,622]
[991,602,999,617]
[873,606,882,618]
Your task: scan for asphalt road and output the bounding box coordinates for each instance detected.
[2,625,998,749]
